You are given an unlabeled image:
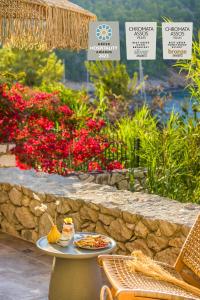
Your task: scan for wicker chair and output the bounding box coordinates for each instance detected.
[99,214,200,300]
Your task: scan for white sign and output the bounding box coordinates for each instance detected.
[125,22,157,60]
[87,22,120,61]
[162,22,193,59]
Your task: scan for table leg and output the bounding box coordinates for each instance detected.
[49,256,103,300]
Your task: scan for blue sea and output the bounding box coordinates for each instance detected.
[147,89,200,120]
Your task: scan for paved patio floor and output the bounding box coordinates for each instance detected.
[0,232,109,300]
[0,232,51,300]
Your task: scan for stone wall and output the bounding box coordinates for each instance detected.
[0,168,199,265]
[0,144,16,167]
[0,143,147,192]
[78,168,147,192]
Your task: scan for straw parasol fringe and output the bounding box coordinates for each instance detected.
[0,0,96,50]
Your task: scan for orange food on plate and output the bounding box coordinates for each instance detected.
[74,235,110,249]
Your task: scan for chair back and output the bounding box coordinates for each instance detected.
[175,214,200,286]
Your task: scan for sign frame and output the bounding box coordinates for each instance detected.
[162,22,193,60]
[87,21,120,61]
[125,22,157,60]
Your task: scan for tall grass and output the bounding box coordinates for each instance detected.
[108,106,200,203]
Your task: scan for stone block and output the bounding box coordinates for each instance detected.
[80,206,99,222]
[15,207,35,229]
[126,239,153,257]
[1,219,19,237]
[1,183,11,191]
[142,218,158,232]
[107,218,133,242]
[82,223,96,232]
[0,154,16,167]
[99,213,114,225]
[181,225,190,237]
[29,200,43,216]
[95,221,108,235]
[81,221,91,229]
[155,247,180,265]
[9,187,22,206]
[22,196,31,207]
[95,173,110,185]
[67,199,83,212]
[46,202,57,218]
[57,200,71,214]
[159,220,178,237]
[1,203,18,224]
[125,223,135,230]
[87,202,100,211]
[21,229,38,243]
[122,211,138,224]
[147,233,168,252]
[168,237,185,248]
[134,183,144,192]
[100,205,121,218]
[39,212,52,237]
[110,173,126,185]
[22,187,34,199]
[0,144,7,153]
[135,221,149,238]
[46,194,57,203]
[79,174,95,183]
[56,214,65,231]
[0,191,9,204]
[134,168,145,178]
[117,180,130,190]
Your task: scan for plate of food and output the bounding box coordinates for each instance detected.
[74,234,111,250]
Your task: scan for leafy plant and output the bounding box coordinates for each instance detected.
[85,61,139,99]
[85,61,145,123]
[106,106,158,168]
[108,106,200,203]
[40,82,93,124]
[175,37,200,119]
[0,48,63,86]
[0,71,25,86]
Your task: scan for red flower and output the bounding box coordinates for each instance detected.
[58,105,73,116]
[86,118,105,130]
[111,147,117,153]
[37,117,54,130]
[16,156,31,170]
[0,83,124,175]
[106,161,123,171]
[88,161,102,172]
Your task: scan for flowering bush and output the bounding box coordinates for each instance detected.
[0,83,123,174]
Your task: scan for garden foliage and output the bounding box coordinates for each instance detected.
[0,83,122,174]
[85,61,144,122]
[0,48,63,86]
[85,61,139,99]
[0,44,199,204]
[175,38,200,118]
[109,106,200,203]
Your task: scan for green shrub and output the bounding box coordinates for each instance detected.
[40,82,92,124]
[175,38,200,118]
[0,48,63,86]
[85,61,139,99]
[108,106,200,203]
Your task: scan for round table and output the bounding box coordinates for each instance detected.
[36,232,116,300]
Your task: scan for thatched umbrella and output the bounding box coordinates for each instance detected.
[0,0,96,50]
